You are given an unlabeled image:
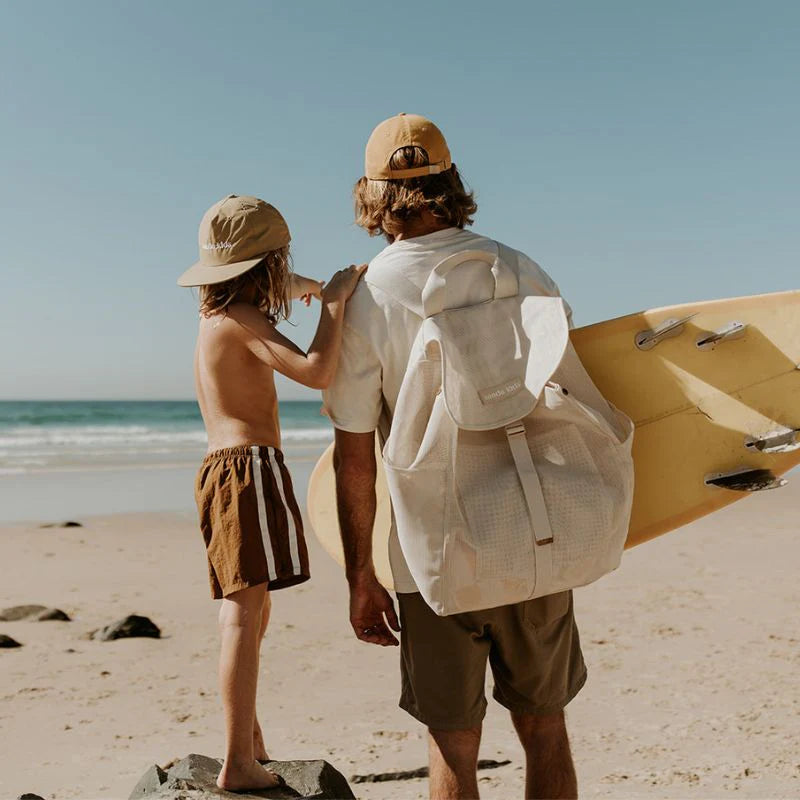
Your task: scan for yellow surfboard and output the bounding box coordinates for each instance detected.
[308,290,800,589]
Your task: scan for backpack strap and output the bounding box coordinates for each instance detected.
[505,421,554,591]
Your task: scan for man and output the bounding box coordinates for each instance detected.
[323,114,586,799]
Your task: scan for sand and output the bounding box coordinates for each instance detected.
[1,481,799,799]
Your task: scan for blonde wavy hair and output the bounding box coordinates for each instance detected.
[354,146,477,239]
[198,246,292,323]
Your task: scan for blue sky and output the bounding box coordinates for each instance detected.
[1,0,797,400]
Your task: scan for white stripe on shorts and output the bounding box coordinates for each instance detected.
[268,447,302,576]
[251,445,278,582]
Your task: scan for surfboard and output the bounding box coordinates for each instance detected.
[308,290,800,589]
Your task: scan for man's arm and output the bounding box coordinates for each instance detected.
[334,429,400,647]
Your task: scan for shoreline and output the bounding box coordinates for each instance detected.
[0,445,326,525]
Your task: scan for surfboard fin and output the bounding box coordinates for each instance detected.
[635,314,696,351]
[745,428,800,454]
[695,321,747,350]
[704,468,787,492]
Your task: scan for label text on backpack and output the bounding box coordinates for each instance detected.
[479,378,524,405]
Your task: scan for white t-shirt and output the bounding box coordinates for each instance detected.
[323,226,571,592]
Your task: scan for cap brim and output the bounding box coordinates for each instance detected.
[177,255,266,287]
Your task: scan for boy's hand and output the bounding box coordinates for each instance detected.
[292,274,324,306]
[322,264,368,305]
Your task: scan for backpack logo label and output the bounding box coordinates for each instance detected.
[479,378,524,405]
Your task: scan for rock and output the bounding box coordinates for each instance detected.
[0,605,46,621]
[130,753,355,799]
[39,521,82,528]
[37,607,71,621]
[93,615,161,641]
[0,634,23,648]
[129,764,168,798]
[18,794,47,800]
[269,760,354,799]
[163,754,220,788]
[0,605,70,622]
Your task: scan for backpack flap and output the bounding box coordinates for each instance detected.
[426,294,570,430]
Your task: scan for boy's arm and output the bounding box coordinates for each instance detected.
[290,273,324,301]
[236,264,366,390]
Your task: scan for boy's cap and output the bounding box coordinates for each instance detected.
[177,194,291,287]
[364,113,452,180]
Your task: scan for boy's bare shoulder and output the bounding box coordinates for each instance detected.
[201,304,273,341]
[225,303,271,329]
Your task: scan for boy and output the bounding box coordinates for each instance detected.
[178,194,365,791]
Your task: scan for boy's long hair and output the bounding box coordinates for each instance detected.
[198,246,292,323]
[354,147,477,240]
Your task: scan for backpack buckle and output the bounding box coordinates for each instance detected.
[505,422,527,438]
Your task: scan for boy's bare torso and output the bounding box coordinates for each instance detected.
[195,306,281,452]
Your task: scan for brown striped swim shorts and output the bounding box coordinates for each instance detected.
[195,445,310,599]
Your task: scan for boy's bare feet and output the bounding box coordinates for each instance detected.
[217,758,280,791]
[253,718,270,762]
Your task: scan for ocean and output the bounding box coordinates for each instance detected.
[0,400,333,475]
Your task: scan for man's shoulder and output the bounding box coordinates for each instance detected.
[363,242,410,288]
[491,237,546,274]
[342,270,401,331]
[350,247,423,318]
[492,239,560,297]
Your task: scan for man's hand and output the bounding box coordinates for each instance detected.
[349,573,400,647]
[334,430,395,645]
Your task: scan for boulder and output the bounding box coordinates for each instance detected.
[0,634,23,648]
[268,761,354,799]
[0,605,70,622]
[129,764,168,798]
[92,615,161,641]
[162,754,220,790]
[130,753,355,799]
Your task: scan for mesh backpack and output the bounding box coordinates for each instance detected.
[368,243,635,616]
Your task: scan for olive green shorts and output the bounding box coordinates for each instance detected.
[397,590,587,730]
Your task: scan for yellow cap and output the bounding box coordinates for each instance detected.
[364,113,452,180]
[177,195,290,287]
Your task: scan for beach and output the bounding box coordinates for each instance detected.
[1,402,799,799]
[2,430,799,799]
